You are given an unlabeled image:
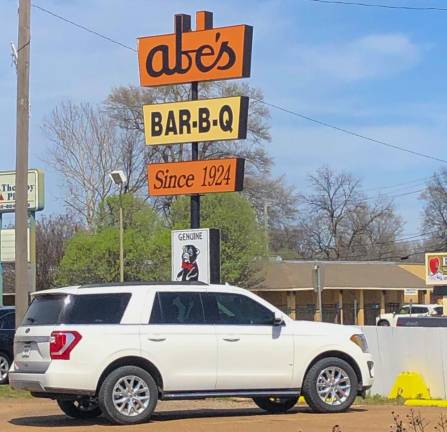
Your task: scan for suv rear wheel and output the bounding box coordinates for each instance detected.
[253,396,298,413]
[377,320,390,326]
[98,366,158,425]
[57,398,102,419]
[302,357,358,413]
[0,353,10,385]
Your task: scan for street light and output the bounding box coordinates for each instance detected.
[109,170,127,283]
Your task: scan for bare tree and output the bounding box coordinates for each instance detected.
[36,214,79,290]
[421,169,447,249]
[297,166,404,260]
[43,102,148,227]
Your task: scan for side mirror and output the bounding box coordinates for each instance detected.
[273,311,284,326]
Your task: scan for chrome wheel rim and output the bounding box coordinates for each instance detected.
[112,375,150,417]
[316,366,351,406]
[0,355,9,382]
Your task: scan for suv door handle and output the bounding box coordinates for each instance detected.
[148,337,166,342]
[223,337,240,342]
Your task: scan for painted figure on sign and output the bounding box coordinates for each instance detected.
[177,245,200,281]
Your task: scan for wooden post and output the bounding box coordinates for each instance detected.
[357,290,365,326]
[338,290,344,324]
[424,289,432,304]
[313,291,321,322]
[287,291,296,319]
[380,290,386,315]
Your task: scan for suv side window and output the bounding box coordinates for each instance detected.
[411,306,428,314]
[0,313,14,330]
[150,292,205,325]
[207,293,274,325]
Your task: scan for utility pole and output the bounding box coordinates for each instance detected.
[15,0,31,327]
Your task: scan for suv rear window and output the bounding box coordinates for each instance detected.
[23,293,131,326]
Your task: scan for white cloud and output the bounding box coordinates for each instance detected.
[291,33,421,82]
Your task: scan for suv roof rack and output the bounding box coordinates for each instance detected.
[79,281,208,289]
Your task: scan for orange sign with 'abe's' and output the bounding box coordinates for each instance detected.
[138,16,252,87]
[148,159,245,196]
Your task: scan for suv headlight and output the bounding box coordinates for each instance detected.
[350,334,369,353]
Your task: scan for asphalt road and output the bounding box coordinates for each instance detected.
[0,398,446,432]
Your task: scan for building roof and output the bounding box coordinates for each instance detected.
[253,260,427,292]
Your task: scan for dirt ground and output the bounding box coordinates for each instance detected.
[0,398,446,432]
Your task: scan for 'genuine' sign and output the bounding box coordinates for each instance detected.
[147,158,245,196]
[143,96,248,145]
[137,24,252,87]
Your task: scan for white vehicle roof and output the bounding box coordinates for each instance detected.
[31,282,247,297]
[401,304,441,308]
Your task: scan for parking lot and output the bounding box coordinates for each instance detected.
[0,397,446,432]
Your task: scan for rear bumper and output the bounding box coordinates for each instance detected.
[9,364,96,396]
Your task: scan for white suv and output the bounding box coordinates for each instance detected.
[376,304,443,326]
[9,282,374,424]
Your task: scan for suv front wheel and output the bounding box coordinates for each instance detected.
[302,357,358,413]
[253,396,298,413]
[98,366,158,425]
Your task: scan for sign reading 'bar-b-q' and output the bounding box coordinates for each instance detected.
[143,96,249,145]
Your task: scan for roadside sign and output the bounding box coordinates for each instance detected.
[138,24,253,87]
[426,253,447,285]
[148,158,245,196]
[171,228,220,284]
[143,96,249,145]
[0,228,30,263]
[0,169,44,213]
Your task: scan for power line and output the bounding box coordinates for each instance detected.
[32,3,137,52]
[259,100,447,164]
[364,177,430,193]
[303,0,447,12]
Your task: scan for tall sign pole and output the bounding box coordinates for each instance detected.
[15,0,31,326]
[137,11,252,285]
[190,11,212,229]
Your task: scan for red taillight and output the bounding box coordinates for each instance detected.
[50,331,82,360]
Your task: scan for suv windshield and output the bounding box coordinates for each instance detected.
[22,293,131,326]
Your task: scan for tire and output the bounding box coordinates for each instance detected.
[253,396,298,413]
[98,366,158,425]
[302,357,358,413]
[57,399,102,419]
[0,353,10,385]
[377,320,390,326]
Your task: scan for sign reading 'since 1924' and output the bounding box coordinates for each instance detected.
[143,96,249,145]
[137,24,253,87]
[148,158,245,196]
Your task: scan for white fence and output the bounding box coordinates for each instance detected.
[362,326,447,399]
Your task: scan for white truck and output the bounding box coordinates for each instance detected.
[10,282,374,425]
[376,303,443,326]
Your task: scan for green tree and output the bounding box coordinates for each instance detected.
[171,193,265,286]
[56,194,170,285]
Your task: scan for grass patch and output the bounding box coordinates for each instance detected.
[0,385,31,399]
[355,394,405,406]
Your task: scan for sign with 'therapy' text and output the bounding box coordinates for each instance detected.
[0,169,45,213]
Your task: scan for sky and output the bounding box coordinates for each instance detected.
[1,0,447,236]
